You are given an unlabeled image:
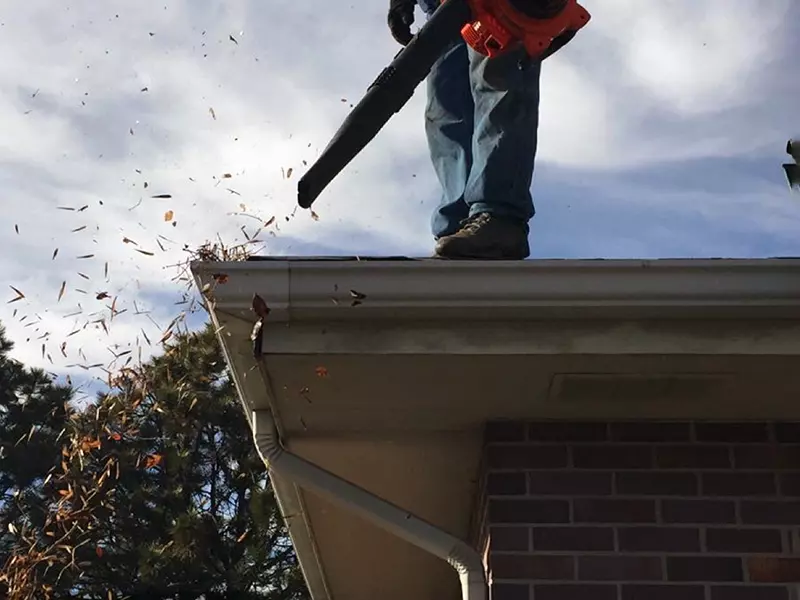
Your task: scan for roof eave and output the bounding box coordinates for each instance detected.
[191,258,800,323]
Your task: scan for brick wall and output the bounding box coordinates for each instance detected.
[478,420,800,600]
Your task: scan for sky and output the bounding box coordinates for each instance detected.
[0,0,799,396]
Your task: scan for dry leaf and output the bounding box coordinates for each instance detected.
[223,173,232,178]
[251,293,270,319]
[236,530,249,543]
[286,167,293,179]
[122,237,137,245]
[144,454,163,469]
[188,397,198,412]
[58,281,66,302]
[164,210,174,222]
[8,285,24,303]
[310,210,320,221]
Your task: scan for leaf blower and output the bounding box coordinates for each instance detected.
[297,0,591,209]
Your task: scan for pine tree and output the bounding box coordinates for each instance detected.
[0,323,73,597]
[1,323,308,600]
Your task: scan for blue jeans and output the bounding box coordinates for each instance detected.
[417,0,541,238]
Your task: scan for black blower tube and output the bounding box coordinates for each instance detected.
[297,0,473,209]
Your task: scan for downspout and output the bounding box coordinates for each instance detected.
[252,409,487,600]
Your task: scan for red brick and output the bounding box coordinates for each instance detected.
[528,471,612,496]
[610,422,691,442]
[656,445,731,469]
[702,472,776,496]
[490,553,575,580]
[532,527,614,551]
[622,584,705,600]
[618,527,700,552]
[667,556,743,582]
[488,472,528,495]
[733,445,800,469]
[616,471,698,496]
[710,585,789,600]
[774,422,800,443]
[527,422,609,442]
[706,528,784,553]
[487,445,569,469]
[573,499,656,523]
[695,422,770,443]
[661,499,736,524]
[491,526,530,551]
[573,445,653,469]
[778,473,800,496]
[486,421,527,443]
[578,555,662,581]
[491,582,530,600]
[534,584,617,600]
[740,501,800,525]
[489,499,571,524]
[747,557,800,583]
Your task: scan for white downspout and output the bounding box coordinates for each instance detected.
[252,409,487,600]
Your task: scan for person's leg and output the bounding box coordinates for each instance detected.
[418,0,475,239]
[465,46,540,225]
[435,46,541,259]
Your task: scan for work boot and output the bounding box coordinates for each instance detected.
[434,212,530,260]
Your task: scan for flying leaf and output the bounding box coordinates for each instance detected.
[222,173,232,178]
[8,286,24,303]
[164,210,174,222]
[58,281,66,302]
[135,249,155,256]
[77,254,94,259]
[150,194,172,199]
[264,216,275,227]
[236,530,249,543]
[310,210,320,221]
[14,224,18,234]
[188,397,198,412]
[144,454,163,469]
[286,167,293,179]
[52,248,59,260]
[209,107,216,120]
[72,225,87,233]
[229,34,238,44]
[122,237,137,245]
[96,292,109,300]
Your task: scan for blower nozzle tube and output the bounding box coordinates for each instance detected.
[297,0,473,209]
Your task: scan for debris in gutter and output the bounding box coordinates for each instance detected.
[349,289,366,307]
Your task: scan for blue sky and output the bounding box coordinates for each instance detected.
[1,0,799,385]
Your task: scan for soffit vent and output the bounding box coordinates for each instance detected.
[549,373,734,404]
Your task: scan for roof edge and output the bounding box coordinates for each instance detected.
[191,258,800,322]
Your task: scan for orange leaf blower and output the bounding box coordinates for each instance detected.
[297,0,591,209]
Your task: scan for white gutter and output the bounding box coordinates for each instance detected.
[251,408,486,600]
[194,258,800,323]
